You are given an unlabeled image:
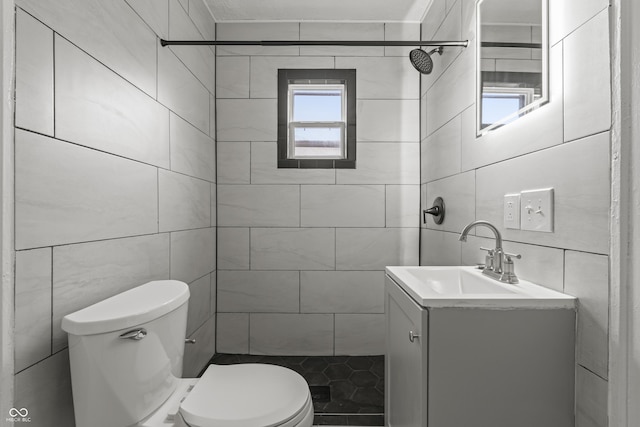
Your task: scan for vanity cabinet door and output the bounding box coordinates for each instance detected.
[385,276,428,427]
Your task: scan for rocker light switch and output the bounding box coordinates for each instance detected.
[520,188,554,232]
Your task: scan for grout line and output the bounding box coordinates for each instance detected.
[49,246,54,356]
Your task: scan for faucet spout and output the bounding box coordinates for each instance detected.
[459,220,520,284]
[458,220,503,250]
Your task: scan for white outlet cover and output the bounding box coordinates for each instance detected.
[521,188,554,232]
[504,194,521,229]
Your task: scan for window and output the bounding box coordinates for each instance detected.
[481,86,535,129]
[278,69,356,169]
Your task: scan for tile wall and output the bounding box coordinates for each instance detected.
[13,1,216,425]
[420,1,611,426]
[215,22,421,355]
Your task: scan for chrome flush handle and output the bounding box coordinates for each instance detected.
[409,331,420,342]
[119,328,147,340]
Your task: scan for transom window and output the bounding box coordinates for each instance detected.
[278,69,356,169]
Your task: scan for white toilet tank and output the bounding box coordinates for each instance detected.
[61,280,190,427]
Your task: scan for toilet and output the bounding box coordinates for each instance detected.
[61,280,314,427]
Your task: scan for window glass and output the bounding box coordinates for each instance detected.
[292,89,343,122]
[292,126,344,158]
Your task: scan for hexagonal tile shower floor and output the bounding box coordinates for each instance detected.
[208,354,384,426]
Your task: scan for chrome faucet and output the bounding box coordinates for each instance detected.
[458,220,521,284]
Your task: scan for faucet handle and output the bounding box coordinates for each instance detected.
[504,252,522,261]
[479,246,494,254]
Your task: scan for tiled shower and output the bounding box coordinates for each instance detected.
[215,21,421,355]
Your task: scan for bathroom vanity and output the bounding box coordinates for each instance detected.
[385,266,576,427]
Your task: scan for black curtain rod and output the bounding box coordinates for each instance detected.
[481,42,542,49]
[160,39,469,47]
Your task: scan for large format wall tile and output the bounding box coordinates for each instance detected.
[15,130,158,250]
[17,0,157,95]
[563,10,611,143]
[186,274,212,336]
[55,36,170,168]
[475,133,610,254]
[421,115,461,183]
[575,366,608,427]
[159,170,211,232]
[158,43,210,134]
[549,0,609,45]
[15,248,52,372]
[336,228,419,270]
[184,317,216,377]
[301,185,385,227]
[335,314,385,355]
[300,22,384,57]
[420,229,461,266]
[337,143,420,185]
[300,271,384,314]
[217,313,249,354]
[425,40,475,135]
[216,57,250,98]
[565,251,609,379]
[383,22,420,57]
[421,0,447,41]
[170,113,215,182]
[250,56,335,99]
[461,236,565,292]
[51,234,170,351]
[218,185,300,227]
[250,314,334,355]
[357,100,420,142]
[125,0,169,38]
[250,141,336,185]
[14,349,75,427]
[168,0,215,93]
[216,22,299,56]
[15,9,54,136]
[386,185,420,228]
[187,0,215,39]
[218,271,300,313]
[425,171,475,233]
[217,142,251,184]
[251,228,335,270]
[217,228,250,270]
[217,99,277,141]
[170,228,216,284]
[420,0,463,94]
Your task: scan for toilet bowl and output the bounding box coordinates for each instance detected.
[61,280,314,427]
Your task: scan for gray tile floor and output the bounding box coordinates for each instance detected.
[208,354,384,426]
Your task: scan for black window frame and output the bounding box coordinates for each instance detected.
[277,69,356,169]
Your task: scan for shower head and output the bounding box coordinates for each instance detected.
[409,46,444,74]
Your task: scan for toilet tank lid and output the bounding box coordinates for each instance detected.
[61,280,190,336]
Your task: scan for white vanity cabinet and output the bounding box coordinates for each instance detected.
[385,272,576,427]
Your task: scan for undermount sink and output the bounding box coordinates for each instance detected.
[385,266,575,308]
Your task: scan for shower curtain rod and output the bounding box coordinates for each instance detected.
[160,39,469,47]
[481,42,542,49]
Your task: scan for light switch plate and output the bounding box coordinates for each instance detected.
[504,194,521,229]
[521,188,554,232]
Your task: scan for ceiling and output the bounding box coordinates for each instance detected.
[203,0,433,23]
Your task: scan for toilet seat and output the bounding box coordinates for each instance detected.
[180,364,313,427]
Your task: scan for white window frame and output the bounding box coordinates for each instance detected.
[287,83,347,160]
